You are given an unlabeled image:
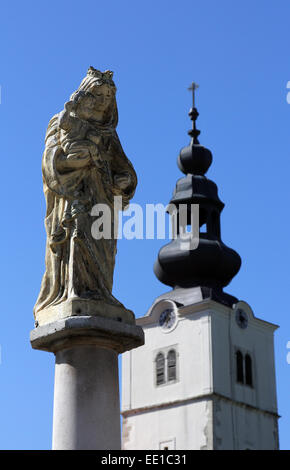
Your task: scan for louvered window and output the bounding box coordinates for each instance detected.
[236,350,244,384]
[156,352,165,385]
[167,350,176,381]
[245,354,253,387]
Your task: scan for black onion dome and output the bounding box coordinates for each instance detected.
[154,94,241,303]
[178,143,212,176]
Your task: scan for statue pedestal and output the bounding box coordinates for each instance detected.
[30,315,144,450]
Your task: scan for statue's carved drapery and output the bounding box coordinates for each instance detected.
[34,67,137,324]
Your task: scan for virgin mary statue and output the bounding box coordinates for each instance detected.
[34,67,137,327]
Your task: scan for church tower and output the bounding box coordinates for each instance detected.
[121,87,279,450]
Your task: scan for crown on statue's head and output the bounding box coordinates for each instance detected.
[87,66,115,85]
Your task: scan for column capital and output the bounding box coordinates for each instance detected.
[30,315,144,354]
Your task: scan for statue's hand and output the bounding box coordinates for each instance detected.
[58,141,93,171]
[114,173,131,190]
[64,100,76,112]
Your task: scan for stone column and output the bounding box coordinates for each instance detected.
[30,315,144,450]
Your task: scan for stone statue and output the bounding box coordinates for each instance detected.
[34,67,137,327]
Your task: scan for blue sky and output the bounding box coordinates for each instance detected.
[0,0,289,449]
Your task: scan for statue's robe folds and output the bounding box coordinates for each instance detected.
[34,116,137,317]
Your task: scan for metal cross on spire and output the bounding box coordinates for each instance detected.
[188,82,199,108]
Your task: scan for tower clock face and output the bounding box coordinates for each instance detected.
[159,309,176,330]
[235,309,248,329]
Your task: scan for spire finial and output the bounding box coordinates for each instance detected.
[187,82,200,144]
[188,82,199,108]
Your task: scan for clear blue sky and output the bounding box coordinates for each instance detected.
[0,0,289,449]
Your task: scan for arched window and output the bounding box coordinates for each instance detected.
[245,354,253,387]
[156,352,165,386]
[167,350,177,382]
[236,350,244,384]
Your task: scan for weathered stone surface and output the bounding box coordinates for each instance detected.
[30,315,144,354]
[34,67,137,326]
[35,297,136,327]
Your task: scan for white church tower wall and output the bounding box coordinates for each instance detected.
[122,293,279,450]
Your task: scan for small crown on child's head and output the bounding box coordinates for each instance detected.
[87,66,115,85]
